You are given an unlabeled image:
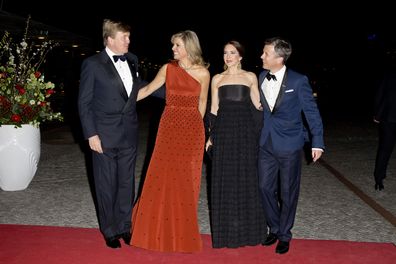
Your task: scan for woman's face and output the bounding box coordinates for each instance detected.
[172,37,188,60]
[223,44,241,68]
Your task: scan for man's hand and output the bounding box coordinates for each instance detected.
[88,135,103,153]
[312,149,323,162]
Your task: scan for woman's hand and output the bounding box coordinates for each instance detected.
[205,138,212,151]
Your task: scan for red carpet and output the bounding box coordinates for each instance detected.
[0,224,394,264]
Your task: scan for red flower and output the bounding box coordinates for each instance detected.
[0,96,11,116]
[0,96,10,106]
[34,71,41,78]
[46,89,55,95]
[15,84,24,90]
[21,104,38,120]
[11,114,22,123]
[15,84,26,94]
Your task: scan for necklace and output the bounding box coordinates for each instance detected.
[178,61,193,70]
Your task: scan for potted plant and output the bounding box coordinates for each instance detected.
[0,16,63,191]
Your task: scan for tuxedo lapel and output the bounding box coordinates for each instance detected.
[259,71,271,112]
[259,71,267,86]
[101,54,129,100]
[127,56,141,101]
[272,70,288,112]
[122,55,140,113]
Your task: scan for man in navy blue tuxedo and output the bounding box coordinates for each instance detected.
[78,19,144,249]
[257,37,324,254]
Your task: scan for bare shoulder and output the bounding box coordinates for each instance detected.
[193,65,210,83]
[245,71,258,84]
[160,63,168,71]
[196,65,210,77]
[156,63,168,76]
[211,73,222,88]
[244,71,258,80]
[212,73,222,82]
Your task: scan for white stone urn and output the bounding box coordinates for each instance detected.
[0,124,41,191]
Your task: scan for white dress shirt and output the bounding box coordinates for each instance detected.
[106,47,133,96]
[261,65,286,111]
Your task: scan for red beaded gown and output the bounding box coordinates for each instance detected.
[131,61,205,252]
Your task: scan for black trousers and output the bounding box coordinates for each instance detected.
[374,122,396,183]
[92,146,136,239]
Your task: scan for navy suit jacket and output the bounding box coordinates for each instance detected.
[258,69,324,152]
[78,50,144,149]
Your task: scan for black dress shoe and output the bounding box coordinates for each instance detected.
[105,237,121,249]
[120,232,132,245]
[275,241,289,254]
[262,233,278,246]
[375,182,384,191]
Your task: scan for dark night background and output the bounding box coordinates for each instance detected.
[1,0,395,122]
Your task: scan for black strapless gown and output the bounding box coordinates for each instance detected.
[210,84,267,248]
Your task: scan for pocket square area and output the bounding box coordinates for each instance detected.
[285,89,294,93]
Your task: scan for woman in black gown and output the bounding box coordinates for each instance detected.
[206,40,267,248]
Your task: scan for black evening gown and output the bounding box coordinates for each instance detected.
[210,84,267,248]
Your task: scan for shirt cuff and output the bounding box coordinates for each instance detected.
[312,148,324,152]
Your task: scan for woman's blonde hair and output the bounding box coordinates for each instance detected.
[171,30,208,67]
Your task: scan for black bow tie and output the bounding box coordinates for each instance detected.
[266,73,277,81]
[113,55,126,62]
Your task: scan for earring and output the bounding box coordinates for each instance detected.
[223,64,228,70]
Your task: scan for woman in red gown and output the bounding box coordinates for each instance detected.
[131,30,210,252]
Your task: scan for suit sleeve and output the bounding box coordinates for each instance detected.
[78,59,97,139]
[298,76,325,149]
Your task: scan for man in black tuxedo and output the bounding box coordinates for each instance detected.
[78,19,143,248]
[373,61,396,191]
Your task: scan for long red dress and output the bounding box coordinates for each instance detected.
[131,61,205,252]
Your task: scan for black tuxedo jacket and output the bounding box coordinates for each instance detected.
[78,50,144,148]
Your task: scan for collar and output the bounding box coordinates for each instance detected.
[105,47,126,63]
[270,65,286,81]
